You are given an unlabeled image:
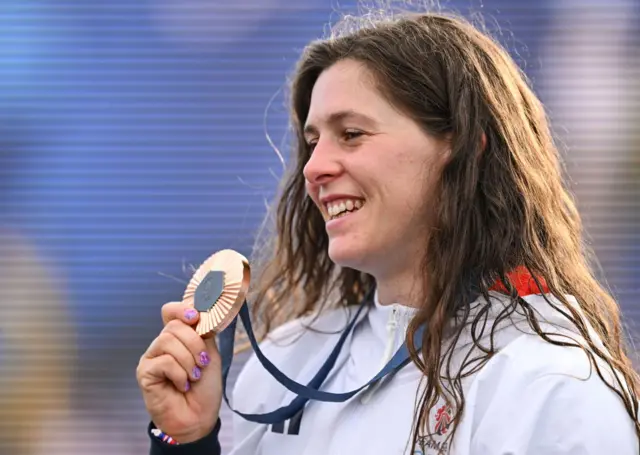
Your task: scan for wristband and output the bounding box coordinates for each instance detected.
[151,428,179,445]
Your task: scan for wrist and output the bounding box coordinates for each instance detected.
[150,428,179,445]
[152,420,217,445]
[148,420,222,454]
[174,426,215,444]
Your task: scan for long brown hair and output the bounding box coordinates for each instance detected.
[245,10,640,450]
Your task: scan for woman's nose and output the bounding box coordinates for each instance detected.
[302,139,343,186]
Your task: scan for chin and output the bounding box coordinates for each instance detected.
[327,240,369,272]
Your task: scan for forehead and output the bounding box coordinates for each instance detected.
[305,60,392,127]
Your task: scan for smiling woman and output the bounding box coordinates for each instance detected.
[302,60,447,296]
[137,9,640,455]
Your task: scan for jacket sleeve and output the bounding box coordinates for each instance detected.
[471,372,638,454]
[148,419,222,455]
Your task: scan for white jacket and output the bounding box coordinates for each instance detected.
[228,292,638,454]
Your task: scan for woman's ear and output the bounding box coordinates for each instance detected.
[440,132,454,160]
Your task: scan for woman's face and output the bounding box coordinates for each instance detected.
[303,59,449,286]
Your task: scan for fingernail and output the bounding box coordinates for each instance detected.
[192,366,201,380]
[199,351,210,366]
[185,381,190,392]
[184,308,198,321]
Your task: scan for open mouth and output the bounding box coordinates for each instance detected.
[325,198,365,221]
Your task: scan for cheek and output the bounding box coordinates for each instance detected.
[305,181,320,206]
[386,160,438,224]
[384,154,432,200]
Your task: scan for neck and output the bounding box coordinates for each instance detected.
[374,271,425,309]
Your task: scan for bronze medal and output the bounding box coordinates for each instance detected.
[182,249,250,337]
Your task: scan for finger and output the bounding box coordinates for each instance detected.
[143,354,191,393]
[195,334,221,373]
[163,319,211,369]
[146,330,204,382]
[161,301,200,326]
[203,334,220,363]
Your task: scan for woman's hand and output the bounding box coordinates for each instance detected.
[137,302,223,443]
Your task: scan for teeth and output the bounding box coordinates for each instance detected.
[325,198,365,219]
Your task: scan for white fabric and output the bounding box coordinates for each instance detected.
[229,291,638,454]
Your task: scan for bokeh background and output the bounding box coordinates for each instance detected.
[0,0,638,453]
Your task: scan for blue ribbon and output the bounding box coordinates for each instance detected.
[217,295,423,425]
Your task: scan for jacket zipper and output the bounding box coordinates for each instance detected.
[360,304,400,404]
[381,305,399,367]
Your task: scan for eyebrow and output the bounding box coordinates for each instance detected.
[303,110,378,137]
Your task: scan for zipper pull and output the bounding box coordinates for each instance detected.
[387,305,399,333]
[384,304,400,361]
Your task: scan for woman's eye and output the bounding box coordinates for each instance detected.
[343,130,363,141]
[305,130,363,151]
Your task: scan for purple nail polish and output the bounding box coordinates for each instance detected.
[185,381,190,392]
[199,351,210,366]
[184,308,198,321]
[192,366,201,380]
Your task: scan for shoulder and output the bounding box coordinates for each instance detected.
[475,292,622,383]
[469,357,638,454]
[464,294,638,454]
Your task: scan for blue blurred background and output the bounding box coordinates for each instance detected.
[0,0,638,453]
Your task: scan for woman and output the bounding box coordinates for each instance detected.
[136,11,640,454]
